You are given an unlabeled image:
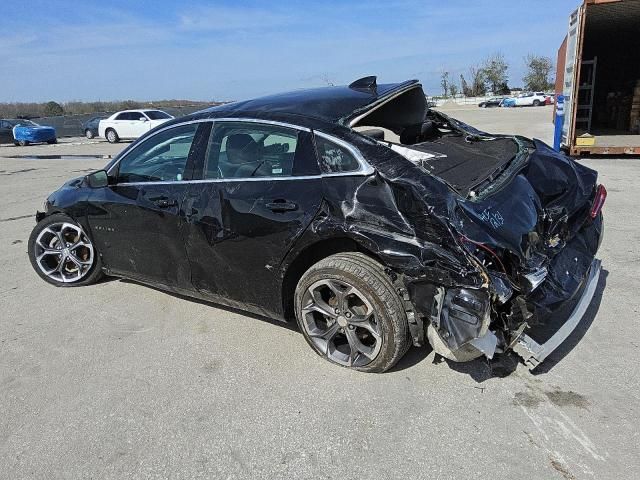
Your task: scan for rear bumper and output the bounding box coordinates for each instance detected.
[512,258,601,370]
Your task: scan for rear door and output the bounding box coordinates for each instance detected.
[112,112,133,138]
[87,121,210,288]
[182,120,323,313]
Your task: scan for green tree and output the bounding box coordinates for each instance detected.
[43,101,64,116]
[523,54,554,91]
[449,84,458,97]
[440,71,450,98]
[460,74,472,97]
[483,53,509,93]
[469,65,487,96]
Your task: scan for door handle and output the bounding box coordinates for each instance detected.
[265,200,298,212]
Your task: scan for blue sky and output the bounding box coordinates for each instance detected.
[1,0,580,102]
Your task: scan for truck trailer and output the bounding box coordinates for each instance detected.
[557,0,640,155]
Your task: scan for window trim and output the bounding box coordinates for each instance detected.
[112,122,201,184]
[107,117,374,185]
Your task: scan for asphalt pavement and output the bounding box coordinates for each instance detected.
[1,105,639,479]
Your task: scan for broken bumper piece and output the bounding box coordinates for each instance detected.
[513,259,602,370]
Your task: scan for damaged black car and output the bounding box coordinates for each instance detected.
[28,76,606,372]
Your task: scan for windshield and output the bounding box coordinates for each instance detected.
[11,119,38,127]
[145,110,172,120]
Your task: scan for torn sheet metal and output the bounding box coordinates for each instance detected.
[292,109,603,363]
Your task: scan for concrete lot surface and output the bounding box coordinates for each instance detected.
[1,106,639,479]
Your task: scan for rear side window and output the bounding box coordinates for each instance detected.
[145,110,172,120]
[314,136,361,173]
[205,122,316,179]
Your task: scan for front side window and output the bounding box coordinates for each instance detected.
[314,136,361,173]
[12,120,38,127]
[205,122,302,179]
[116,123,197,183]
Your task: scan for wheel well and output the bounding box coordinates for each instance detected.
[281,237,381,320]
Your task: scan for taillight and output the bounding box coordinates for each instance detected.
[590,184,607,219]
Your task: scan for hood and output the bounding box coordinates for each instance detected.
[15,125,54,132]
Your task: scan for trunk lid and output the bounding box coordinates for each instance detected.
[452,139,599,300]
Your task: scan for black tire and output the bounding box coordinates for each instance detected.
[47,138,57,144]
[294,252,411,373]
[85,129,94,139]
[28,213,104,287]
[13,141,19,146]
[533,100,541,107]
[18,140,28,146]
[105,128,119,143]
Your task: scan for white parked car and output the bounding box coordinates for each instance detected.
[513,92,547,107]
[98,109,174,143]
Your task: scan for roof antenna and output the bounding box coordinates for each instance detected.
[349,76,377,94]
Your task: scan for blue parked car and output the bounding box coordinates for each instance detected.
[7,119,57,146]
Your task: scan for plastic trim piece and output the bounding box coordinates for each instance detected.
[513,258,602,370]
[347,83,421,128]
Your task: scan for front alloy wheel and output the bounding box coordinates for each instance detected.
[28,214,103,286]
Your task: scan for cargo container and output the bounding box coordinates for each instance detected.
[557,0,640,155]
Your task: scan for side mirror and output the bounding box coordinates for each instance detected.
[87,170,109,188]
[139,117,148,122]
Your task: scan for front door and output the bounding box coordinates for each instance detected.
[129,112,151,138]
[86,122,209,289]
[182,120,323,315]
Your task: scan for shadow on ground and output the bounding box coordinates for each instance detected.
[117,269,607,379]
[118,278,299,332]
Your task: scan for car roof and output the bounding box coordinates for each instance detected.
[201,77,420,125]
[3,118,35,123]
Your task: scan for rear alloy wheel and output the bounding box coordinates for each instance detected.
[28,214,103,287]
[18,140,28,146]
[106,129,119,143]
[533,100,541,107]
[85,129,94,139]
[295,252,410,372]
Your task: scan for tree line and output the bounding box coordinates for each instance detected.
[440,53,555,98]
[0,99,219,119]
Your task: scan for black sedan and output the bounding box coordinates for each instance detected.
[83,115,107,139]
[478,97,504,108]
[27,76,605,372]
